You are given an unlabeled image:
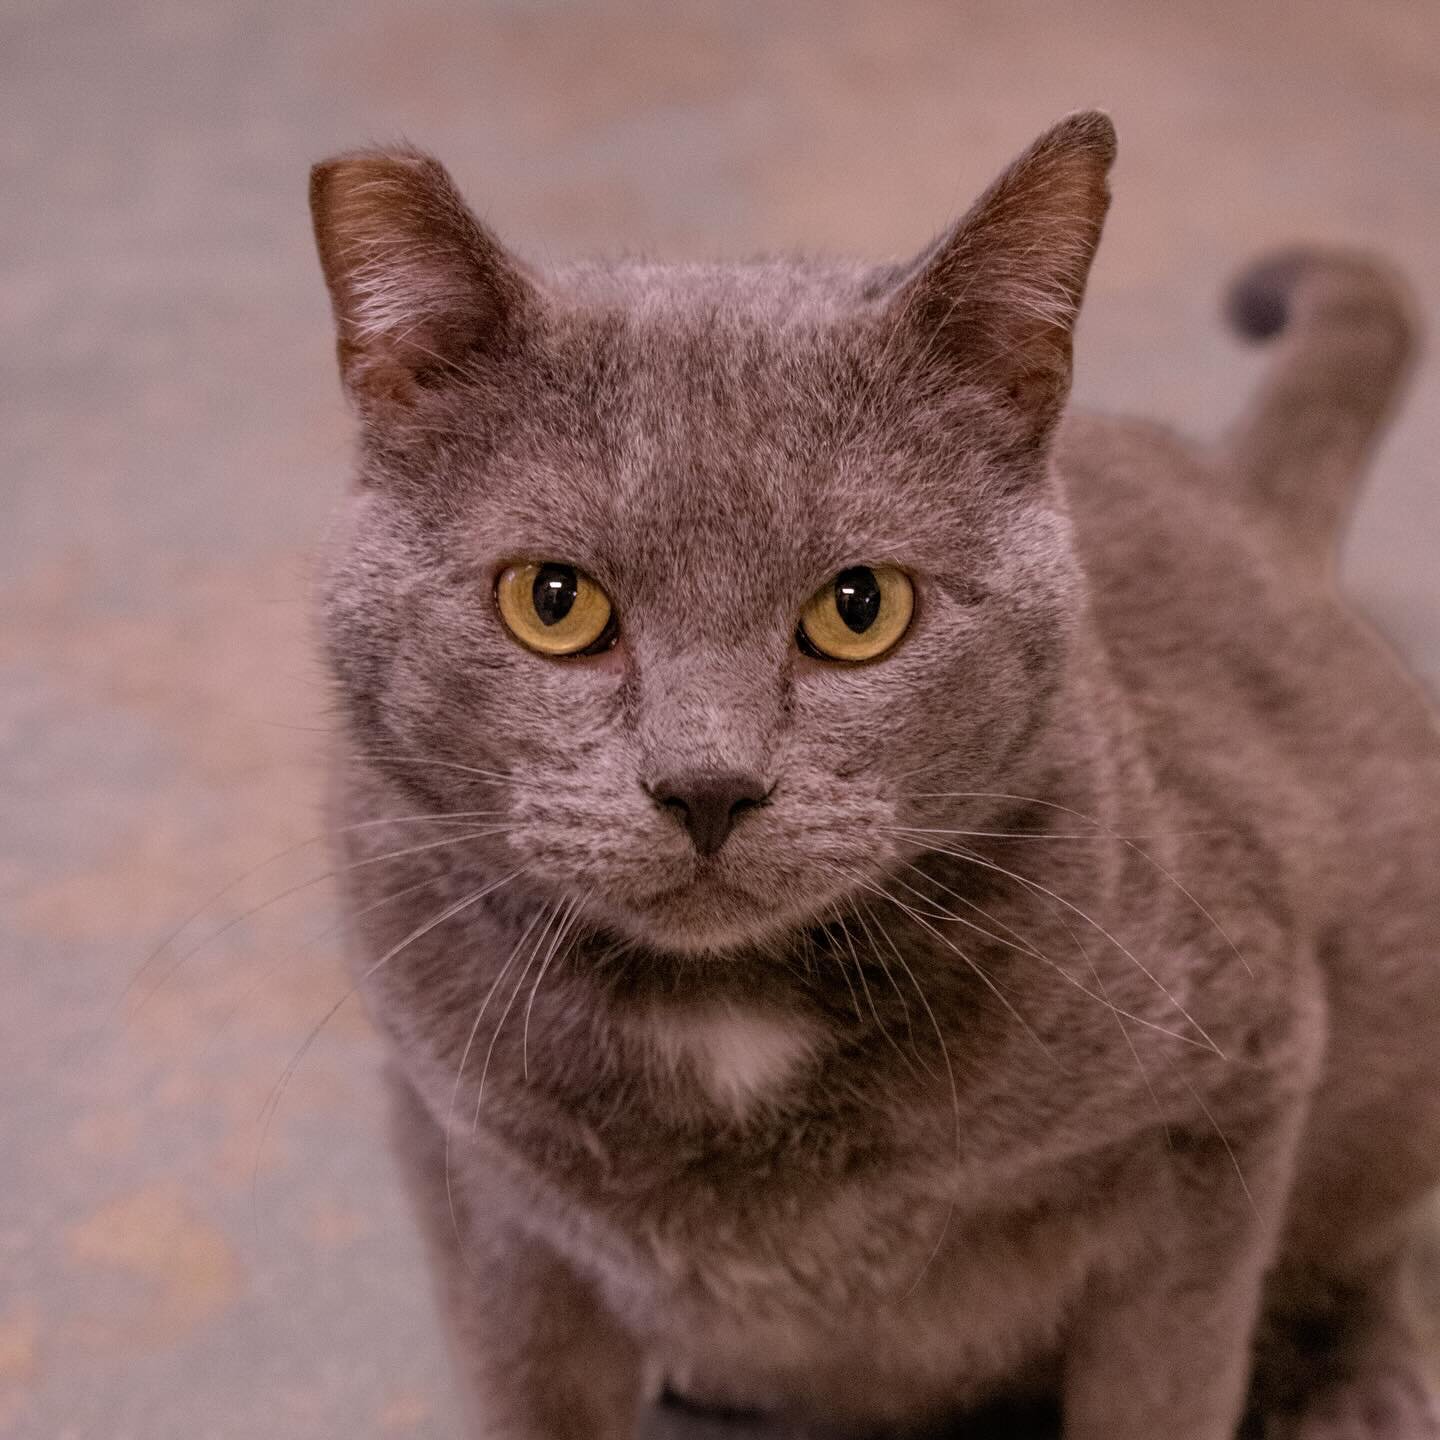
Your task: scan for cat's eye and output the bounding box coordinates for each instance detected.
[798,565,914,662]
[495,562,616,656]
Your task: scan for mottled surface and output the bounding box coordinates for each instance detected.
[3,2,1437,1437]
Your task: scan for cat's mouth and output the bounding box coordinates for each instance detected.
[600,864,844,957]
[624,877,774,954]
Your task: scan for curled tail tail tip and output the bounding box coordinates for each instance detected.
[1226,251,1310,342]
[1225,245,1418,354]
[1222,246,1419,558]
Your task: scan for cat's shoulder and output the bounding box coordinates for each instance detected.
[1051,410,1262,603]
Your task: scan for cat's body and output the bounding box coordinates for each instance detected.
[311,116,1440,1438]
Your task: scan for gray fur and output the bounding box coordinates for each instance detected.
[308,114,1440,1439]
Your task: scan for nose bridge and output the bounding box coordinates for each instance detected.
[635,648,779,780]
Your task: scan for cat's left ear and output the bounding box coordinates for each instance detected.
[309,144,537,412]
[890,111,1116,447]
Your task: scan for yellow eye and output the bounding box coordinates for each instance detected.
[495,562,615,656]
[799,565,914,662]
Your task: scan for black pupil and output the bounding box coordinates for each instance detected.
[834,567,882,633]
[533,564,578,626]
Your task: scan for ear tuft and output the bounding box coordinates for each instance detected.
[892,111,1117,445]
[309,145,533,409]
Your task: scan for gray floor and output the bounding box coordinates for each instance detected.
[3,2,1438,1436]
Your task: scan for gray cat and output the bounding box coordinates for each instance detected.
[307,112,1440,1439]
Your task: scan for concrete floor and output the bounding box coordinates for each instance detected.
[3,1,1438,1436]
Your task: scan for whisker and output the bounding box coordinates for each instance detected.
[822,904,868,1028]
[830,865,1057,1068]
[853,897,940,1079]
[825,865,963,1300]
[128,825,517,1019]
[1058,902,1175,1148]
[1170,1060,1258,1220]
[251,867,525,1235]
[849,899,919,1052]
[884,832,1226,1059]
[474,897,580,1131]
[523,891,592,1081]
[891,891,1058,1067]
[446,902,551,1266]
[197,870,447,1069]
[342,750,541,789]
[890,862,1206,1051]
[832,906,916,1073]
[891,863,1050,961]
[897,790,1251,976]
[889,824,1224,841]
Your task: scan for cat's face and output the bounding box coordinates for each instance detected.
[313,117,1114,956]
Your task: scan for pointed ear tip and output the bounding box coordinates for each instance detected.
[308,150,378,221]
[1052,110,1118,168]
[308,144,445,206]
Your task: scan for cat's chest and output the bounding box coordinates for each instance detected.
[640,1001,823,1117]
[475,1000,1137,1335]
[577,1138,1136,1429]
[445,983,1154,1423]
[475,998,954,1283]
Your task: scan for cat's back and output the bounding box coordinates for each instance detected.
[1056,407,1440,976]
[1058,409,1439,800]
[1056,248,1434,819]
[1058,396,1440,1257]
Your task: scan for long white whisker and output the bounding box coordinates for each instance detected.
[124,810,513,1010]
[897,790,1251,977]
[833,905,915,1072]
[523,892,592,1081]
[198,870,446,1068]
[850,898,922,1060]
[472,899,575,1134]
[251,867,524,1234]
[891,862,1206,1050]
[129,825,517,1019]
[822,905,868,1027]
[344,751,537,787]
[884,887,1059,1068]
[831,864,1057,1065]
[890,863,1050,960]
[826,865,963,1300]
[446,902,550,1265]
[886,833,1226,1059]
[1170,1060,1258,1220]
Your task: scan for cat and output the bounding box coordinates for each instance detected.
[307,112,1440,1439]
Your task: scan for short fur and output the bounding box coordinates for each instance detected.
[308,114,1440,1439]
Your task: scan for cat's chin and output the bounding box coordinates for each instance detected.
[596,878,815,959]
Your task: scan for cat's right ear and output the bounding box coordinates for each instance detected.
[309,146,535,411]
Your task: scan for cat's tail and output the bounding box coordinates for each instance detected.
[1221,247,1418,565]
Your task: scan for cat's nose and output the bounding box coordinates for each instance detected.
[649,772,771,857]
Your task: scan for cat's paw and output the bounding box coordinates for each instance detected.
[1287,1364,1440,1440]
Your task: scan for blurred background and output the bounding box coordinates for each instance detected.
[3,1,1438,1436]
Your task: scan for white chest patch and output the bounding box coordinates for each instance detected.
[646,1004,817,1117]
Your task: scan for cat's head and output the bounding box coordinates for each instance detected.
[311,114,1114,956]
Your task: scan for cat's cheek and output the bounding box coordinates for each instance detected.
[578,639,628,677]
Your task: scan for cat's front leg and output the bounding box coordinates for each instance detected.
[436,1226,643,1440]
[1060,1108,1306,1440]
[386,1070,643,1439]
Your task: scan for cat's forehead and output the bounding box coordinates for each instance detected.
[460,256,996,598]
[566,262,871,414]
[543,258,894,504]
[552,256,876,320]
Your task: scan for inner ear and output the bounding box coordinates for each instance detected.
[889,111,1116,446]
[309,145,537,411]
